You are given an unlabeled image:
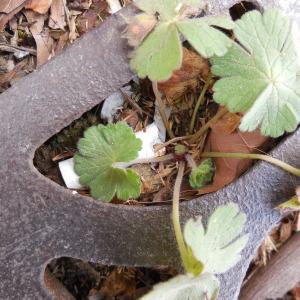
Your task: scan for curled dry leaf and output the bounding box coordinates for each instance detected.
[24,11,54,66]
[158,48,209,102]
[48,0,66,30]
[25,0,53,14]
[0,0,27,13]
[198,111,270,194]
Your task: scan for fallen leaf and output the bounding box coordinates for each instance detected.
[0,0,27,13]
[198,111,270,194]
[158,48,209,102]
[25,11,54,66]
[279,220,293,244]
[25,0,53,14]
[76,9,98,34]
[291,283,300,300]
[0,2,27,31]
[49,0,66,30]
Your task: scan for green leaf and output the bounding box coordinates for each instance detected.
[189,159,214,189]
[278,196,300,211]
[74,123,142,202]
[211,9,300,137]
[130,22,182,81]
[177,16,234,58]
[184,203,248,274]
[140,273,219,300]
[130,1,234,81]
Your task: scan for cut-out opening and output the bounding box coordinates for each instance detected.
[44,256,177,300]
[229,1,261,20]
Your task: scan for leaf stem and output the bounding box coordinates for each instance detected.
[172,161,190,272]
[152,81,175,139]
[189,74,213,134]
[201,152,300,177]
[185,154,197,170]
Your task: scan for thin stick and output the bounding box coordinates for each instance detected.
[201,152,300,177]
[152,81,175,139]
[189,74,213,134]
[189,107,228,143]
[172,161,190,272]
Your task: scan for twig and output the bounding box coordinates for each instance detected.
[152,81,175,139]
[189,107,228,143]
[189,74,213,133]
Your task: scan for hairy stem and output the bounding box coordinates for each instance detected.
[189,74,213,134]
[201,152,300,177]
[152,81,175,139]
[172,161,190,272]
[189,107,228,143]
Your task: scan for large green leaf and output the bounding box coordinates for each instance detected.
[140,273,219,300]
[211,9,300,137]
[184,203,248,274]
[177,16,234,58]
[129,0,234,81]
[74,123,142,202]
[130,22,182,81]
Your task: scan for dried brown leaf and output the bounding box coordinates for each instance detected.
[49,0,66,30]
[0,0,27,13]
[0,4,25,31]
[158,48,210,102]
[25,0,52,14]
[198,111,270,194]
[25,11,54,66]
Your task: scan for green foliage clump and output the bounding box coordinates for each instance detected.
[74,122,142,202]
[189,159,214,189]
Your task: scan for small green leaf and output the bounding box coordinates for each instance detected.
[189,159,214,189]
[211,9,300,137]
[74,123,142,202]
[175,144,187,155]
[278,196,300,211]
[177,16,234,58]
[140,273,219,300]
[130,22,182,81]
[184,203,248,274]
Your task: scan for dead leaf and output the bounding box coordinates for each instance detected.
[0,3,26,31]
[198,111,270,194]
[0,0,27,13]
[291,283,300,300]
[279,220,293,244]
[49,0,66,30]
[25,0,53,14]
[24,10,54,66]
[158,48,210,102]
[76,9,99,34]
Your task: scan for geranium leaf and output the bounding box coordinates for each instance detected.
[184,203,248,274]
[140,273,219,300]
[74,123,142,202]
[177,16,234,58]
[189,159,214,189]
[211,9,300,137]
[130,22,182,81]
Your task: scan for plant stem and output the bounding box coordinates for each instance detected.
[189,74,213,134]
[189,107,228,143]
[185,154,197,170]
[152,81,175,139]
[201,152,300,177]
[172,161,190,272]
[132,153,174,165]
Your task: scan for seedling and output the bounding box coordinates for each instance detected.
[72,3,300,299]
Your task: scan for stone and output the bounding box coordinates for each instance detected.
[0,1,300,300]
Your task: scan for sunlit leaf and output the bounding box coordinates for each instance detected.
[184,203,248,274]
[177,16,234,58]
[211,9,300,137]
[74,123,142,202]
[140,273,219,300]
[278,196,300,211]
